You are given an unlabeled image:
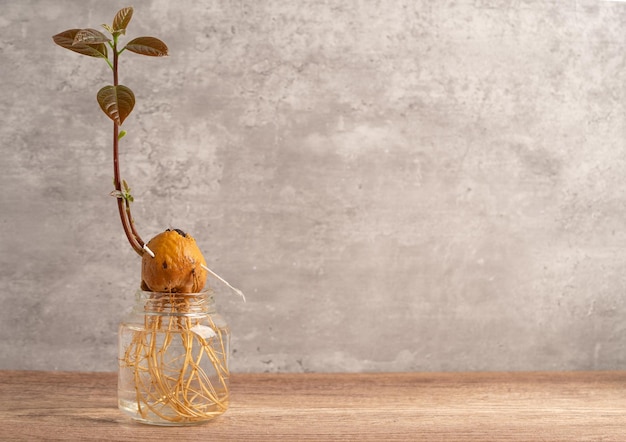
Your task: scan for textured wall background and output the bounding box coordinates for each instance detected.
[1,0,626,373]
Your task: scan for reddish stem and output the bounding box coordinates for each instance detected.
[112,37,144,257]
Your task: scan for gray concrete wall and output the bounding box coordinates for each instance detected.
[1,0,626,373]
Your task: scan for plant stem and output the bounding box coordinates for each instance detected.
[112,35,145,256]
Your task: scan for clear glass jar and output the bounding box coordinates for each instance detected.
[118,290,230,425]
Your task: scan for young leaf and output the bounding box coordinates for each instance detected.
[102,23,114,34]
[125,37,169,57]
[112,7,133,35]
[52,29,108,58]
[122,180,134,202]
[74,28,111,45]
[97,85,135,125]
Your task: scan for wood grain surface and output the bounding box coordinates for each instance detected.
[0,370,625,441]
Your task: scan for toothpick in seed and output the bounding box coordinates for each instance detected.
[143,244,155,258]
[201,264,246,302]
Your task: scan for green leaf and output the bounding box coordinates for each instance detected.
[121,180,134,202]
[118,130,127,140]
[97,85,135,125]
[73,28,110,45]
[112,7,133,35]
[52,29,108,58]
[125,37,169,57]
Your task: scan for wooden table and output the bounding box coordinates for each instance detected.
[0,370,625,441]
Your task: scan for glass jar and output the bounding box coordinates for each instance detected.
[118,290,230,425]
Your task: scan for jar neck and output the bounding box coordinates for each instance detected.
[135,290,215,316]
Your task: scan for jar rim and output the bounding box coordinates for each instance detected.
[134,289,216,316]
[136,288,214,297]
